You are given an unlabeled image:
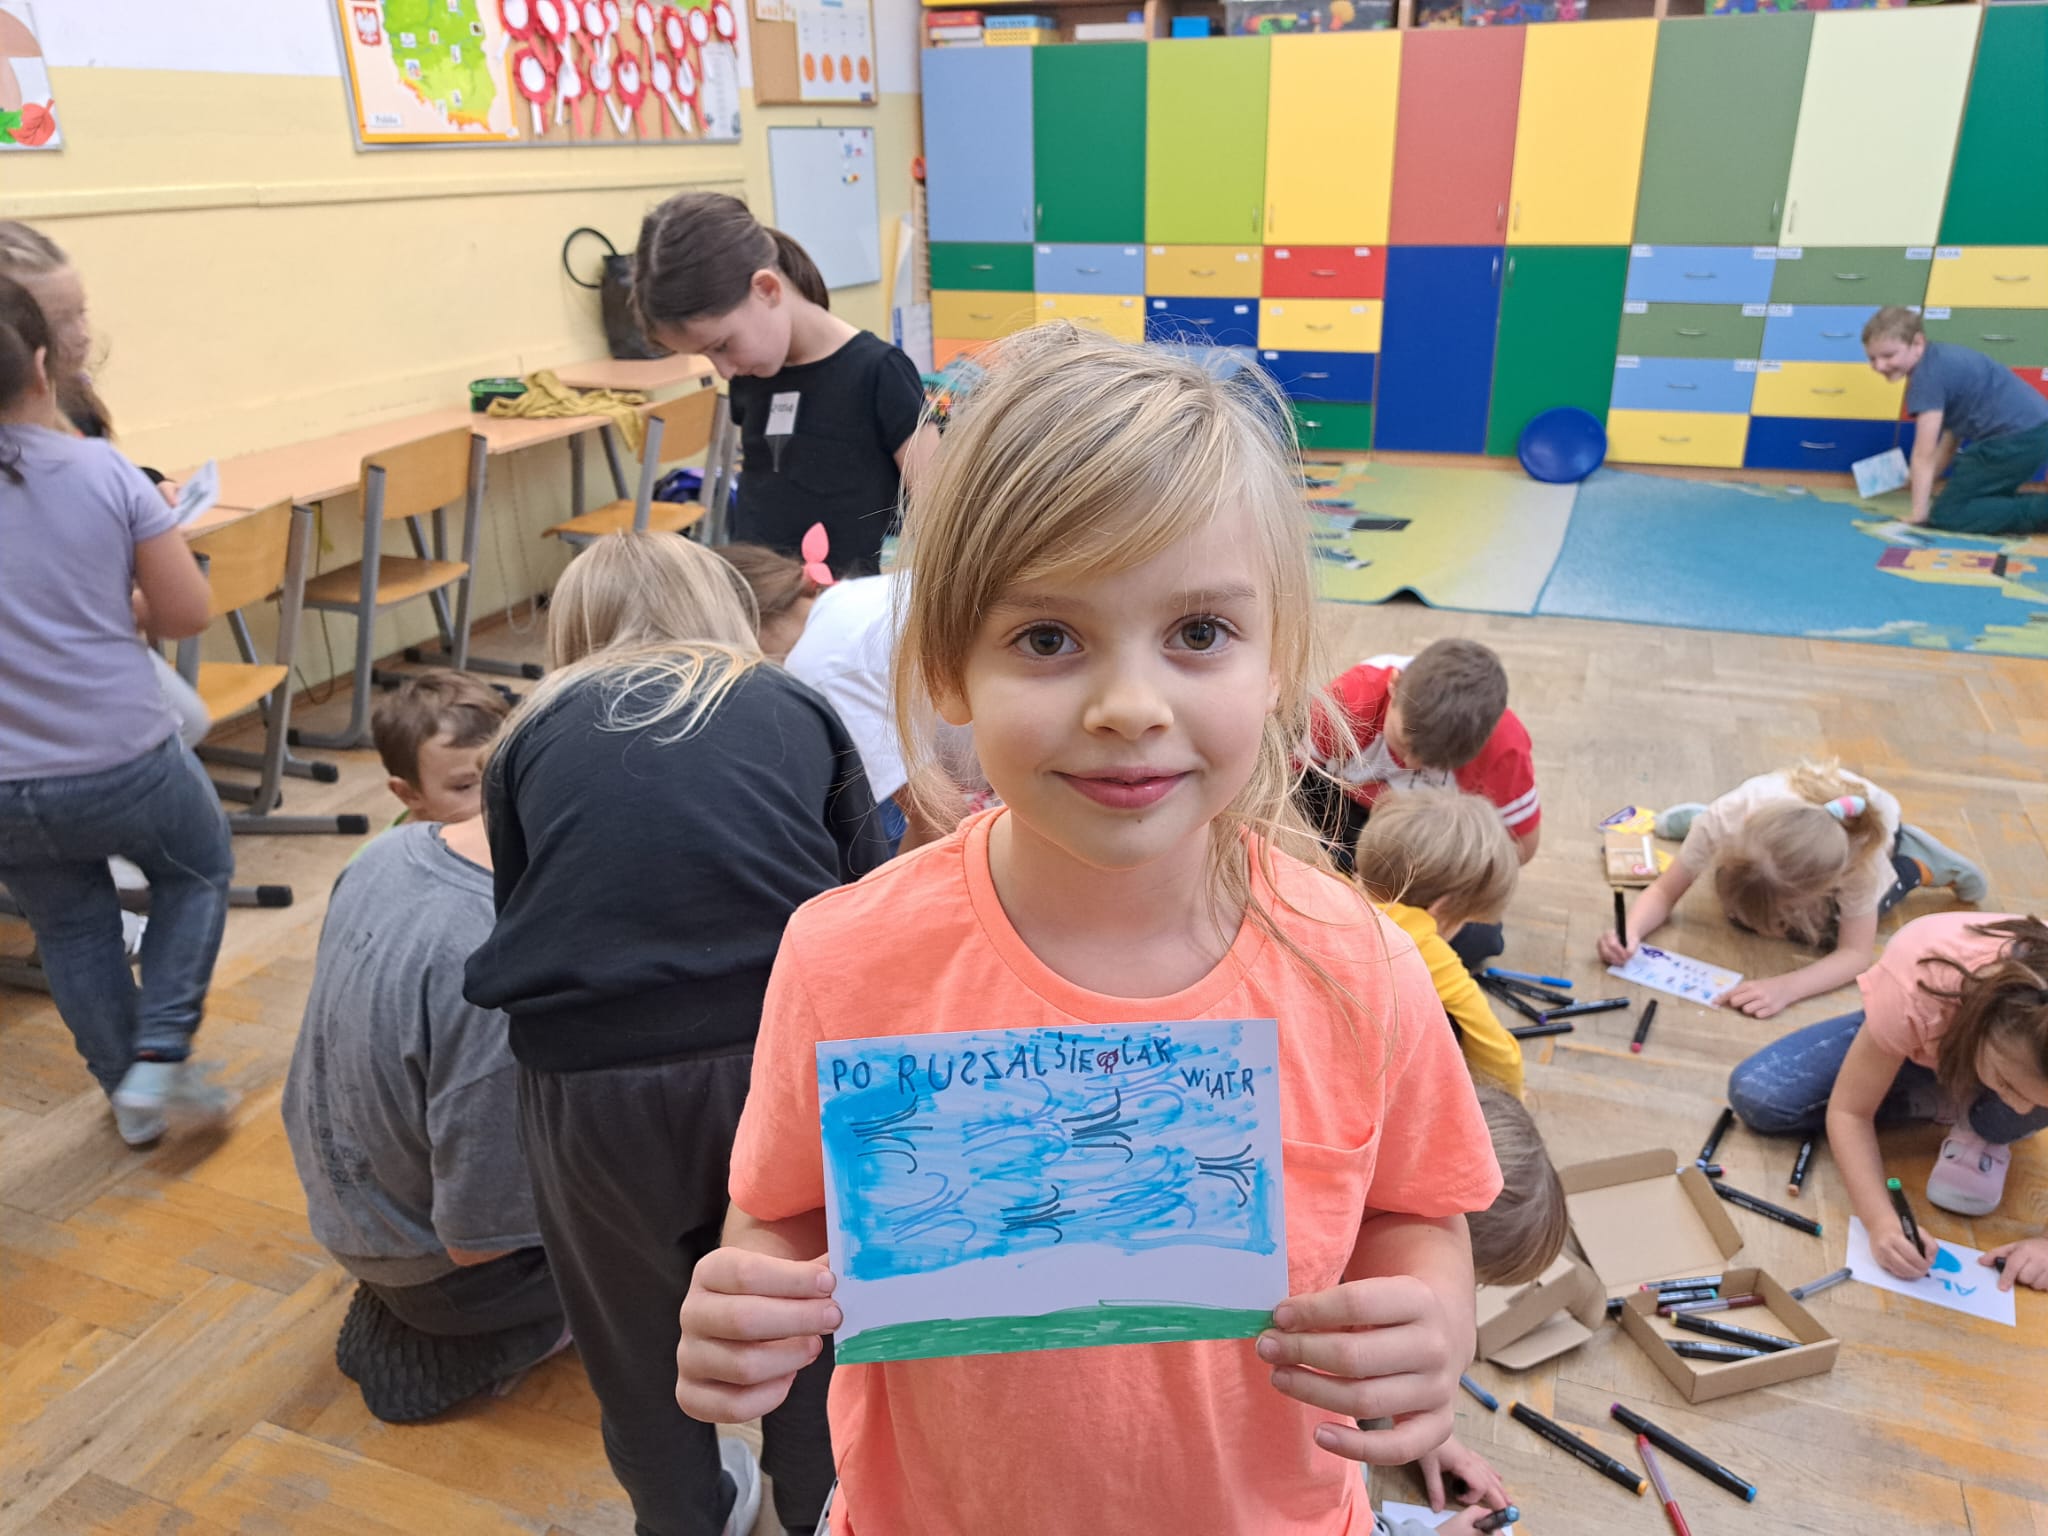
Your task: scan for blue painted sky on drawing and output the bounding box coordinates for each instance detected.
[818,1020,1284,1284]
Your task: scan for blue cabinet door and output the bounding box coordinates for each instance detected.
[1609,356,1757,414]
[1147,296,1260,349]
[1034,243,1148,295]
[1624,245,1777,307]
[1761,305,1880,363]
[924,49,1034,245]
[1375,247,1504,454]
[1743,415,1898,472]
[1258,349,1378,403]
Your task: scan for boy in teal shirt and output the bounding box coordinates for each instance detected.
[1864,305,2048,535]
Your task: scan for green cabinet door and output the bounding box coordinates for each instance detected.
[930,243,1035,293]
[1293,402,1375,453]
[1940,7,2048,246]
[1034,44,1147,243]
[1617,303,1766,360]
[1768,247,1931,307]
[1485,247,1630,456]
[1922,309,2048,370]
[1634,14,1811,245]
[1146,39,1269,246]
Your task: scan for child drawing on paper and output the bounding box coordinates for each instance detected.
[1599,761,1986,1019]
[675,326,1504,1536]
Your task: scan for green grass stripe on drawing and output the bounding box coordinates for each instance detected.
[835,1302,1275,1364]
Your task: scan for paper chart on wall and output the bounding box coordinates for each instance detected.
[1845,1216,2016,1327]
[0,2,62,150]
[792,0,872,103]
[1608,944,1742,1007]
[817,1019,1288,1364]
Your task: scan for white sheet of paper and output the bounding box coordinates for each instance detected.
[1845,1216,2016,1327]
[1851,447,1909,499]
[1379,1501,1514,1535]
[173,460,219,527]
[1607,944,1742,1007]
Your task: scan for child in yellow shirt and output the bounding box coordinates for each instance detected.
[1353,785,1526,1096]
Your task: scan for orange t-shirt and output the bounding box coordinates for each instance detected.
[1858,911,2025,1069]
[731,809,1503,1536]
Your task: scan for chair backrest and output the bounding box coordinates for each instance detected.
[360,424,475,521]
[185,500,295,619]
[647,386,719,469]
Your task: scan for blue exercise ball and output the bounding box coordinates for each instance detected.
[1517,406,1608,484]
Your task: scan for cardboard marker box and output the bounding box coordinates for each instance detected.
[1561,1148,1839,1402]
[1475,1252,1607,1369]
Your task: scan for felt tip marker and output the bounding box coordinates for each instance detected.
[1485,967,1572,989]
[1489,976,1577,1008]
[1631,999,1658,1054]
[1606,1296,1627,1319]
[1995,1256,2008,1273]
[1887,1177,1926,1253]
[1789,1267,1851,1301]
[1672,1313,1797,1353]
[1696,1161,1724,1179]
[1670,1340,1764,1362]
[1713,1178,1824,1237]
[1476,1509,1520,1534]
[1698,1107,1735,1166]
[1660,1294,1764,1317]
[1509,1402,1647,1497]
[1789,1137,1815,1195]
[1610,1403,1759,1502]
[1509,1020,1576,1041]
[1479,978,1548,1025]
[1460,1373,1500,1412]
[1543,997,1631,1021]
[1614,889,1629,953]
[1648,1288,1719,1307]
[1645,1275,1724,1292]
[1639,1436,1694,1536]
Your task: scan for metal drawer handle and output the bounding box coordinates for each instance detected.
[1190,268,1217,276]
[1311,268,1340,277]
[1832,273,1865,281]
[1676,328,1707,337]
[1659,435,1692,443]
[1077,266,1102,274]
[1820,330,1852,339]
[1077,315,1103,322]
[969,312,996,320]
[1306,323,1336,331]
[1810,387,1846,395]
[1982,333,2016,343]
[1189,318,1213,327]
[1666,382,1698,390]
[970,263,994,270]
[1683,272,1716,280]
[1798,440,1837,450]
[1301,418,1324,429]
[1303,371,1331,379]
[1994,274,2032,283]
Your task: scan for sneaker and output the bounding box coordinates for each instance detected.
[111,1059,239,1129]
[718,1435,763,1536]
[1655,803,1707,841]
[1896,824,1989,903]
[1926,1127,2009,1217]
[110,1095,167,1147]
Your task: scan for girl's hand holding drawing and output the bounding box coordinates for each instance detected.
[675,1245,840,1423]
[1419,1434,1510,1514]
[1718,973,1805,1020]
[1983,1236,2048,1292]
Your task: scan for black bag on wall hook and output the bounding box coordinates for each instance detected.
[562,227,665,361]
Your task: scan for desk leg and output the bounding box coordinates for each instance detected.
[569,431,586,519]
[600,422,630,499]
[403,434,541,681]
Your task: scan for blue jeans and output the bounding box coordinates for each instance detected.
[1728,1010,2048,1146]
[0,734,234,1092]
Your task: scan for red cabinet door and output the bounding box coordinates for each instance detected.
[1261,245,1387,299]
[1389,28,1525,247]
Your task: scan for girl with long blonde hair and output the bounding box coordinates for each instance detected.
[674,327,1506,1536]
[1601,760,1987,1018]
[464,532,888,1536]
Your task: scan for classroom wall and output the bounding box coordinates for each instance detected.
[7,0,921,681]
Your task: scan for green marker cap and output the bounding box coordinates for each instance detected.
[1886,1177,1903,1190]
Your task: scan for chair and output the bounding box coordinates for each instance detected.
[294,426,487,751]
[179,502,367,842]
[542,387,718,548]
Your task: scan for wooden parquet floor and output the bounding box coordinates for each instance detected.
[3,600,2045,1536]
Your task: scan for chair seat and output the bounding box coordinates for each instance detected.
[197,662,289,724]
[543,499,706,540]
[303,557,470,609]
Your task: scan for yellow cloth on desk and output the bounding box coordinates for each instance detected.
[1381,900,1525,1098]
[486,370,649,455]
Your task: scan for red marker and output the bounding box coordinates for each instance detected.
[1631,999,1658,1054]
[1639,1435,1693,1536]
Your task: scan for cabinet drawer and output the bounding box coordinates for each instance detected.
[1258,349,1377,403]
[1146,245,1262,298]
[1919,308,2048,368]
[1291,401,1375,453]
[1259,298,1383,352]
[1743,416,1899,472]
[930,244,1035,293]
[1768,247,1932,307]
[932,337,994,371]
[1262,246,1387,300]
[1154,343,1258,380]
[1761,305,1879,364]
[1032,243,1147,296]
[1616,303,1765,359]
[1924,247,2048,311]
[1750,361,1903,420]
[930,291,1037,341]
[1605,409,1750,468]
[1035,292,1145,342]
[1609,357,1756,415]
[1146,297,1259,349]
[1624,245,1777,307]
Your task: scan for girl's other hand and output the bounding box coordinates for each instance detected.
[157,479,181,508]
[1596,931,1636,967]
[1719,974,1800,1019]
[1873,1223,1939,1281]
[1419,1434,1509,1513]
[1983,1237,2048,1292]
[675,1246,840,1423]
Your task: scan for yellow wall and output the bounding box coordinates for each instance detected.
[8,62,919,677]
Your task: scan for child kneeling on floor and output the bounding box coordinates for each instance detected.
[1602,760,1986,1019]
[1728,912,2047,1290]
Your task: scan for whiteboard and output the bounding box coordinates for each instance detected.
[768,126,880,290]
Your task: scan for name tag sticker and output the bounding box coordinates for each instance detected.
[1624,300,1649,315]
[767,392,800,436]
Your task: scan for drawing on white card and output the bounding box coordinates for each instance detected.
[1608,944,1742,1007]
[1381,1503,1514,1534]
[174,460,220,527]
[1845,1217,2015,1327]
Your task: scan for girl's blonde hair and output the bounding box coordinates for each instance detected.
[1351,786,1520,928]
[1922,917,2048,1105]
[1715,761,1890,942]
[892,324,1356,977]
[0,218,111,437]
[492,532,762,767]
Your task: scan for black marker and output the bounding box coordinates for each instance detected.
[1788,1266,1851,1301]
[1606,1296,1626,1319]
[1789,1137,1814,1195]
[1671,1340,1764,1362]
[1479,977,1548,1025]
[1614,888,1629,953]
[1509,1402,1647,1496]
[1887,1177,1924,1253]
[1477,1508,1520,1534]
[1631,999,1658,1054]
[1645,1275,1724,1292]
[1648,1288,1718,1308]
[1696,1161,1724,1179]
[1660,1294,1763,1317]
[1460,1373,1499,1412]
[1995,1256,2008,1273]
[1610,1403,1759,1502]
[1672,1313,1796,1353]
[1509,1020,1575,1041]
[1543,997,1631,1021]
[1698,1107,1735,1166]
[1489,976,1577,1008]
[1712,1178,1823,1236]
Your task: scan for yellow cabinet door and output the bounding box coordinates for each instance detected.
[1924,247,2048,311]
[1258,299,1384,352]
[931,291,1037,341]
[1507,19,1657,246]
[1750,362,1904,420]
[1146,245,1264,297]
[1037,293,1146,342]
[1780,8,1979,247]
[1264,32,1402,246]
[1605,410,1750,469]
